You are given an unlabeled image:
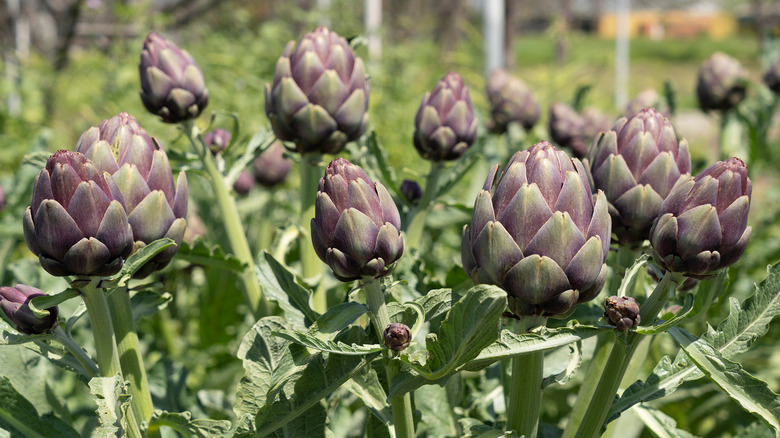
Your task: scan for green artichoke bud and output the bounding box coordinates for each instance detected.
[0,285,59,335]
[265,27,369,154]
[603,296,640,331]
[763,57,780,94]
[413,72,477,161]
[696,52,747,113]
[23,150,134,277]
[650,157,751,278]
[549,103,587,158]
[462,141,611,317]
[252,141,291,187]
[204,128,232,154]
[311,158,403,282]
[75,112,188,278]
[624,88,669,117]
[233,170,255,195]
[400,179,422,205]
[588,108,691,246]
[384,323,411,351]
[486,69,540,133]
[139,32,209,123]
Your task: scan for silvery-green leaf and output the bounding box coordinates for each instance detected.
[633,405,695,438]
[148,410,232,438]
[89,375,131,438]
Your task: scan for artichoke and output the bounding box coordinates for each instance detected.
[233,170,255,195]
[23,150,134,277]
[581,107,612,144]
[696,52,747,112]
[311,158,403,282]
[204,128,232,154]
[548,103,587,158]
[400,179,422,205]
[763,57,780,94]
[252,141,292,187]
[75,112,188,278]
[588,108,691,246]
[413,72,477,161]
[384,323,411,351]
[486,69,540,133]
[650,157,751,278]
[265,27,369,154]
[624,88,669,117]
[0,285,59,335]
[462,141,611,317]
[139,32,209,123]
[603,296,640,331]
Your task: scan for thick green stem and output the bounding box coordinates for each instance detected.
[363,280,415,438]
[299,153,325,312]
[182,121,265,317]
[78,279,121,377]
[406,162,445,251]
[561,332,612,438]
[507,315,547,438]
[574,271,682,437]
[53,326,99,378]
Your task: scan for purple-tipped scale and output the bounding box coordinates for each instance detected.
[0,285,59,335]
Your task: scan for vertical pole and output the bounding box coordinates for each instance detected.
[365,0,382,60]
[484,0,505,77]
[614,0,630,109]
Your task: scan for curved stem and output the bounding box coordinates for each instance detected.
[181,121,266,317]
[406,162,445,251]
[53,326,99,378]
[77,278,121,377]
[506,315,547,438]
[299,153,325,311]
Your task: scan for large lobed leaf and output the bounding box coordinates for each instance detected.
[0,376,79,438]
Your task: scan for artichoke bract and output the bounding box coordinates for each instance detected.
[650,157,752,278]
[763,57,780,94]
[204,128,232,154]
[0,285,59,335]
[486,69,540,133]
[252,141,291,187]
[139,32,209,124]
[75,112,188,278]
[311,158,403,282]
[548,103,587,158]
[23,151,134,277]
[462,141,611,317]
[696,52,747,113]
[265,27,369,155]
[413,72,477,161]
[588,108,691,246]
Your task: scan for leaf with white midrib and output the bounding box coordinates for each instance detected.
[273,329,382,355]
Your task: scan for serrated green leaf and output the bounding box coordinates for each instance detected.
[28,289,79,318]
[415,383,458,437]
[273,329,382,355]
[306,302,368,337]
[148,410,232,438]
[618,254,650,299]
[634,405,695,438]
[256,252,319,329]
[343,368,392,426]
[176,238,245,271]
[22,152,50,169]
[108,238,176,287]
[399,285,505,380]
[130,290,172,321]
[89,375,132,438]
[0,376,79,438]
[635,293,694,335]
[542,341,583,388]
[669,327,780,432]
[734,421,776,438]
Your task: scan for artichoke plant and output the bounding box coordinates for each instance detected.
[696,52,747,113]
[75,112,188,278]
[548,103,587,158]
[413,72,477,161]
[23,150,134,277]
[462,141,611,317]
[0,285,59,335]
[204,128,232,154]
[265,27,369,155]
[650,157,752,278]
[486,69,540,133]
[252,141,291,187]
[139,32,209,123]
[603,296,640,331]
[311,158,403,282]
[763,57,780,94]
[588,108,691,246]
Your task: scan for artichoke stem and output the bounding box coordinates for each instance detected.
[406,161,445,251]
[53,326,99,378]
[299,153,326,312]
[560,332,612,438]
[506,315,547,438]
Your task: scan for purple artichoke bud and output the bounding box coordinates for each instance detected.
[581,107,612,145]
[400,179,423,205]
[75,112,188,278]
[588,108,691,246]
[461,141,611,318]
[265,27,369,155]
[549,103,587,158]
[624,88,669,117]
[486,69,540,133]
[763,57,780,94]
[252,141,292,187]
[311,158,403,282]
[139,32,209,123]
[413,72,478,161]
[23,151,134,277]
[204,128,232,154]
[696,52,747,113]
[384,322,411,351]
[233,170,255,195]
[604,296,640,331]
[650,157,752,278]
[0,285,59,335]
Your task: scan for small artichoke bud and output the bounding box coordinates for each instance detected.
[139,32,209,123]
[252,141,292,187]
[265,27,369,155]
[384,323,411,351]
[696,52,747,113]
[588,108,691,246]
[486,69,540,133]
[311,158,403,282]
[400,179,423,205]
[23,151,134,277]
[763,57,780,94]
[549,103,587,158]
[650,157,752,278]
[604,296,640,331]
[204,128,232,154]
[0,285,59,335]
[461,141,611,318]
[413,72,477,161]
[233,170,255,195]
